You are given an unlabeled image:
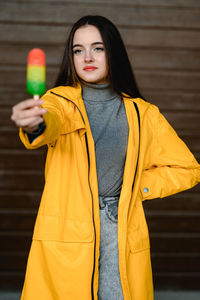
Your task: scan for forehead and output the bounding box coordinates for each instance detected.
[73,25,103,45]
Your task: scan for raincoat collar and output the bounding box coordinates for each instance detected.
[50,83,137,108]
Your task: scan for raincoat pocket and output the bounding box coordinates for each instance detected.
[127,227,153,300]
[128,226,150,254]
[32,214,94,243]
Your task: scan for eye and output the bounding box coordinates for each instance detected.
[73,49,82,55]
[94,47,104,52]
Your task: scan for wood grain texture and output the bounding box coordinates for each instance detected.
[0,170,44,190]
[0,272,24,291]
[150,234,200,253]
[152,253,200,272]
[0,233,32,252]
[0,190,41,209]
[1,2,200,29]
[154,273,200,290]
[0,150,45,170]
[4,0,200,7]
[0,128,28,149]
[0,212,37,231]
[1,24,200,49]
[146,214,200,233]
[143,191,200,211]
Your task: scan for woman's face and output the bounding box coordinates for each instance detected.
[72,25,108,84]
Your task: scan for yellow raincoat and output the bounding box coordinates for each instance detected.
[19,84,200,300]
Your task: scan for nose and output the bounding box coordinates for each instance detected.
[84,50,94,62]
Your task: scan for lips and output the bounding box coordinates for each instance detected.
[83,66,97,71]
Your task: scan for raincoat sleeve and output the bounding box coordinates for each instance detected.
[19,91,65,149]
[140,105,200,201]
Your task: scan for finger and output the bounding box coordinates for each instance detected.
[27,118,45,129]
[16,116,44,128]
[11,107,46,123]
[12,99,43,112]
[17,107,47,120]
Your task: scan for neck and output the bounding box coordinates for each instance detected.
[81,80,110,89]
[81,80,119,102]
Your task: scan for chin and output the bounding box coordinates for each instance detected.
[80,76,107,84]
[78,72,107,83]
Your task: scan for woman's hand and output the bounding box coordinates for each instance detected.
[11,98,47,133]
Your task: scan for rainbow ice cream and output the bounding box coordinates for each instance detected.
[26,48,46,99]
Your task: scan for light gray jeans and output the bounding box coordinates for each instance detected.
[98,195,124,300]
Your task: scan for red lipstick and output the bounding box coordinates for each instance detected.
[83,66,97,71]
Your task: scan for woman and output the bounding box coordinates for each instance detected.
[11,15,200,300]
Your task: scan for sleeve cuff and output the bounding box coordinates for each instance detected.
[26,122,46,143]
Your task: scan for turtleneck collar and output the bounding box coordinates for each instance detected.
[81,80,119,103]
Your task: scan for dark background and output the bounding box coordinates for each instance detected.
[0,0,200,292]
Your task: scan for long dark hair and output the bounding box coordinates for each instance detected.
[55,15,145,99]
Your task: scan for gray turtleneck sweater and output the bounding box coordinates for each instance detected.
[81,82,129,197]
[28,83,129,197]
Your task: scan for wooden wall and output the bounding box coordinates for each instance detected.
[1,0,200,292]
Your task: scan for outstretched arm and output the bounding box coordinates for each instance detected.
[18,91,64,149]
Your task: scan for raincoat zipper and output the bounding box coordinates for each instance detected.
[50,91,96,300]
[132,102,140,192]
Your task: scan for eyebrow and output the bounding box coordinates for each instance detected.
[72,42,104,48]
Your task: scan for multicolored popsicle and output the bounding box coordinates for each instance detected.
[26,48,46,99]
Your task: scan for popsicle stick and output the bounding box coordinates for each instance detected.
[33,94,40,100]
[33,94,40,109]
